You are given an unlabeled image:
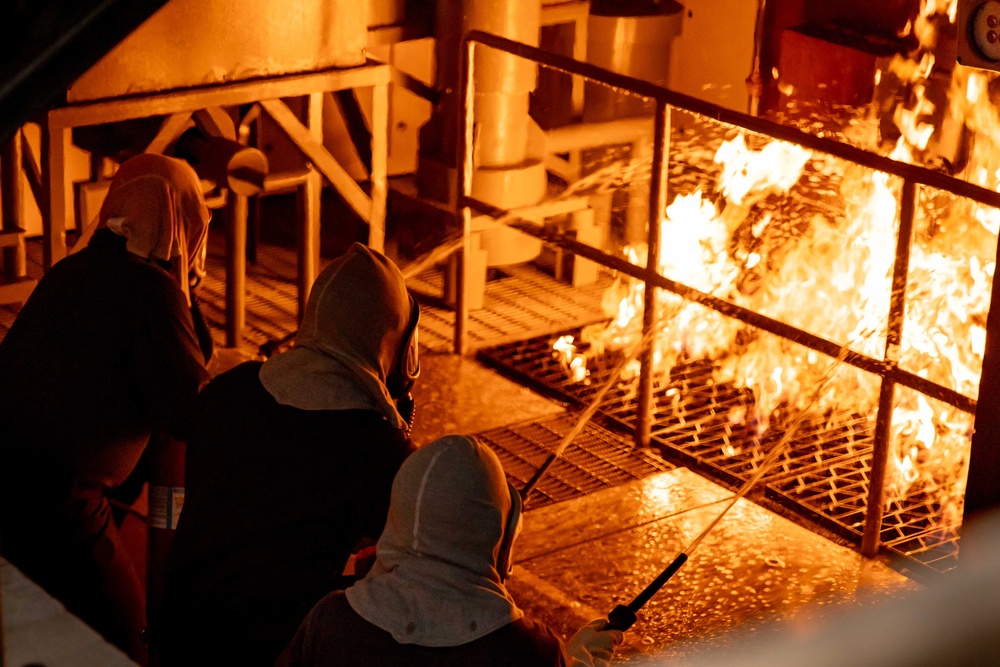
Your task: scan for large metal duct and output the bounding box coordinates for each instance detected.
[417,0,546,267]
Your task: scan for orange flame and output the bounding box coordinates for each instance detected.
[554,0,993,539]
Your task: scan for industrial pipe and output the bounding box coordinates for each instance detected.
[583,1,683,123]
[422,0,546,280]
[174,128,268,196]
[746,0,768,116]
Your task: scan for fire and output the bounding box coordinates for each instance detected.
[552,0,996,543]
[552,334,588,384]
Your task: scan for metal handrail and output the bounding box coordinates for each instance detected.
[464,30,1000,209]
[455,30,998,558]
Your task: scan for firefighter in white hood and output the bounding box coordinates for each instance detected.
[278,433,625,667]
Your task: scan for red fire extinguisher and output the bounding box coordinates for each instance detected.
[145,431,186,663]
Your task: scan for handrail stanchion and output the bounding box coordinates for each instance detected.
[454,36,477,355]
[635,101,671,448]
[862,177,917,556]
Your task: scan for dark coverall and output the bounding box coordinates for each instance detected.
[0,227,210,659]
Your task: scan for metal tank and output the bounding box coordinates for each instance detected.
[583,0,684,123]
[417,0,546,267]
[67,0,368,102]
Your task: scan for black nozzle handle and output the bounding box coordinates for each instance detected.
[605,552,689,632]
[606,604,637,632]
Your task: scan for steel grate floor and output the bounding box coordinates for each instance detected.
[477,325,961,572]
[472,412,673,510]
[199,232,614,354]
[407,263,613,353]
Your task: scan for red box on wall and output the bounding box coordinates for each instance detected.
[777,23,905,108]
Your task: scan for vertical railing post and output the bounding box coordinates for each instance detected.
[454,35,477,355]
[296,92,323,324]
[224,186,248,348]
[2,131,26,282]
[862,177,916,556]
[369,79,389,253]
[635,101,671,448]
[42,116,70,271]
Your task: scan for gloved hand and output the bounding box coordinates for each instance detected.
[566,618,625,667]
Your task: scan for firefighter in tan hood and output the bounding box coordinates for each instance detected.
[0,153,212,662]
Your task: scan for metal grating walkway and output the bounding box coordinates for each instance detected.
[473,413,673,510]
[198,234,301,350]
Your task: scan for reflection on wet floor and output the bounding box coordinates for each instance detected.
[507,470,918,663]
[407,349,565,447]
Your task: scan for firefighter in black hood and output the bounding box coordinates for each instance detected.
[0,153,213,662]
[155,242,420,666]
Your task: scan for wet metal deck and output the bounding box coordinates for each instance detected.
[477,326,961,573]
[509,470,917,664]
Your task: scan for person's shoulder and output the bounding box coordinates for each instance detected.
[96,250,188,315]
[312,588,351,614]
[28,240,111,288]
[277,591,357,667]
[295,590,355,639]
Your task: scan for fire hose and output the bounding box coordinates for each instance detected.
[516,300,858,632]
[605,348,847,631]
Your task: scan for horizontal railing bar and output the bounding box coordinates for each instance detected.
[465,30,1000,209]
[464,194,977,415]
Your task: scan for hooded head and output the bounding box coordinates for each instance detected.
[99,153,211,306]
[345,435,524,646]
[259,243,419,429]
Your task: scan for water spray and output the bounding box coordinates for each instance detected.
[519,311,679,504]
[603,342,855,631]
